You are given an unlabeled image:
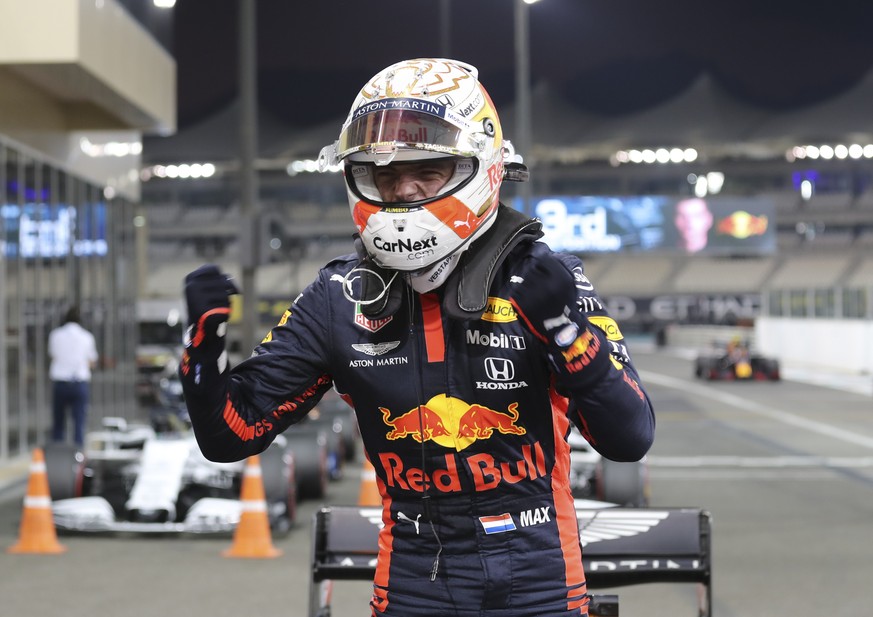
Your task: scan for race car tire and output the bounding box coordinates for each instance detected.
[755,358,781,381]
[260,444,297,536]
[43,442,85,501]
[598,458,649,507]
[324,425,345,481]
[317,399,359,462]
[285,429,329,500]
[306,416,345,481]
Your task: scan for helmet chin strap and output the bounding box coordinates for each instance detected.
[407,252,464,294]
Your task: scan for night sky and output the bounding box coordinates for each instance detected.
[167,0,873,130]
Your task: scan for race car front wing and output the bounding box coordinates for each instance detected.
[52,495,241,534]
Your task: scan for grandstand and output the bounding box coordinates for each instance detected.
[141,176,873,323]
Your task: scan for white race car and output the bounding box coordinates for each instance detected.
[44,417,298,535]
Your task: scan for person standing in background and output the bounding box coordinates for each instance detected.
[48,306,98,447]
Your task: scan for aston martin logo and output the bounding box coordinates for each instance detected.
[351,341,401,356]
[576,508,670,547]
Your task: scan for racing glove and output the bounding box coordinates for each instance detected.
[181,264,238,376]
[509,255,611,385]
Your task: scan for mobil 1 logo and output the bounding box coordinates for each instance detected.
[466,329,526,350]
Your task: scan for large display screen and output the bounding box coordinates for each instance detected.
[1,203,108,258]
[517,195,776,256]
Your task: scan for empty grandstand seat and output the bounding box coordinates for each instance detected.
[844,258,873,287]
[804,192,853,211]
[777,231,802,250]
[588,255,675,296]
[575,254,612,282]
[760,190,800,214]
[803,229,857,250]
[852,189,873,210]
[285,202,321,222]
[145,203,183,225]
[854,229,873,247]
[765,255,852,289]
[672,257,776,293]
[178,204,230,225]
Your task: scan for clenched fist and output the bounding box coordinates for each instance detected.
[509,255,585,347]
[184,265,239,348]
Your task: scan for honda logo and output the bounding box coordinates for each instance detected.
[484,357,515,381]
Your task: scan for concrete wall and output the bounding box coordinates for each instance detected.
[756,316,873,377]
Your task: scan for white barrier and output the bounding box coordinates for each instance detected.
[756,317,873,378]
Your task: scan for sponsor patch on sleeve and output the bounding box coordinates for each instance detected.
[588,315,623,341]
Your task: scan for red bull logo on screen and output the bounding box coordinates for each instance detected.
[380,394,526,452]
[716,210,768,239]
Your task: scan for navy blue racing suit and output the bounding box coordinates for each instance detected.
[180,234,655,617]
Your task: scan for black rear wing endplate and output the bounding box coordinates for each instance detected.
[309,503,712,617]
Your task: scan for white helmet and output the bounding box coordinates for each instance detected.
[319,58,517,272]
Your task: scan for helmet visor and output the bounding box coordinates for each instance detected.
[346,157,477,206]
[338,99,478,162]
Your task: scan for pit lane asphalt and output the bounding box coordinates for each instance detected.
[1,347,871,617]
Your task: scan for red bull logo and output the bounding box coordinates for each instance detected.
[379,442,548,493]
[380,394,526,452]
[716,210,768,239]
[560,329,603,375]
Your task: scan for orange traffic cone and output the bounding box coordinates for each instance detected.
[223,455,281,558]
[358,457,381,507]
[8,447,66,554]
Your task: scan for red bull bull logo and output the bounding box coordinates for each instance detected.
[716,210,768,239]
[380,394,526,452]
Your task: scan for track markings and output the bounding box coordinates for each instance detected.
[641,371,873,450]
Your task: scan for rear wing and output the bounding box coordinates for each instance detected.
[309,502,712,617]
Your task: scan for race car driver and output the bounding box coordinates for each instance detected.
[180,58,655,617]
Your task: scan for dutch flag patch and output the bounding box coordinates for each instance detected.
[479,513,516,534]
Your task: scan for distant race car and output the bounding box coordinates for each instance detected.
[568,425,649,507]
[44,417,301,535]
[694,339,781,381]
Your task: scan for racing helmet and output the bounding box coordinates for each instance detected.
[319,58,519,271]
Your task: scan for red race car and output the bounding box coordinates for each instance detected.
[694,338,781,381]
